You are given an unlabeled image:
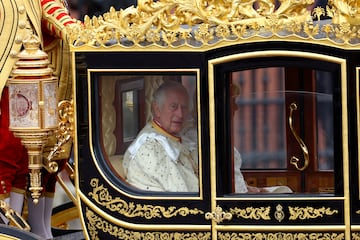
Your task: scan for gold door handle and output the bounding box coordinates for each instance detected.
[288,102,309,171]
[205,206,232,223]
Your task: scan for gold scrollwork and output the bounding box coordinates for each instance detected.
[45,100,74,173]
[86,208,211,240]
[353,232,360,240]
[229,206,271,220]
[288,206,338,220]
[68,0,360,48]
[88,178,203,219]
[218,232,345,240]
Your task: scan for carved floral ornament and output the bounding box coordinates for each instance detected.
[67,0,360,48]
[88,178,204,219]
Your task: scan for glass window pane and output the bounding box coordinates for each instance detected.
[99,74,199,193]
[232,68,287,170]
[230,67,335,194]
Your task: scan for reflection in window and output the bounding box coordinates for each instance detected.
[316,71,334,170]
[122,91,139,141]
[232,68,287,170]
[230,67,335,193]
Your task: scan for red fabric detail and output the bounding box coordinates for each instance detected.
[0,87,10,127]
[41,159,67,193]
[0,89,29,193]
[51,25,56,35]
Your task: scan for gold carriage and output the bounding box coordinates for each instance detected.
[68,0,360,239]
[3,0,360,239]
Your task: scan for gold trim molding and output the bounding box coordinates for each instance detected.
[86,208,211,240]
[289,206,338,220]
[218,232,345,240]
[68,0,360,49]
[88,178,204,219]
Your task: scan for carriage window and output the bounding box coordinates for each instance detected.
[230,67,336,194]
[98,73,199,193]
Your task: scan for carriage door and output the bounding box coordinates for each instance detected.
[207,51,347,239]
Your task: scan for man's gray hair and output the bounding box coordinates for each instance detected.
[152,81,188,108]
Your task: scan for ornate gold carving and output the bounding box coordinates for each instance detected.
[89,178,204,219]
[86,208,211,240]
[274,204,285,222]
[327,0,360,25]
[44,100,74,173]
[289,206,338,220]
[229,206,270,220]
[218,232,345,240]
[68,0,360,48]
[0,200,30,231]
[205,206,232,223]
[353,232,360,240]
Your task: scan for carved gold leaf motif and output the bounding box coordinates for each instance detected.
[86,208,211,240]
[352,233,360,240]
[88,178,204,219]
[68,0,360,48]
[229,206,271,220]
[288,206,338,220]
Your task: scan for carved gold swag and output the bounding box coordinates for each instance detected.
[68,0,360,48]
[88,178,203,219]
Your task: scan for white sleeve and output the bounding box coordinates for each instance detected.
[125,139,192,192]
[234,148,248,193]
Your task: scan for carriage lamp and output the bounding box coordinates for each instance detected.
[7,34,58,204]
